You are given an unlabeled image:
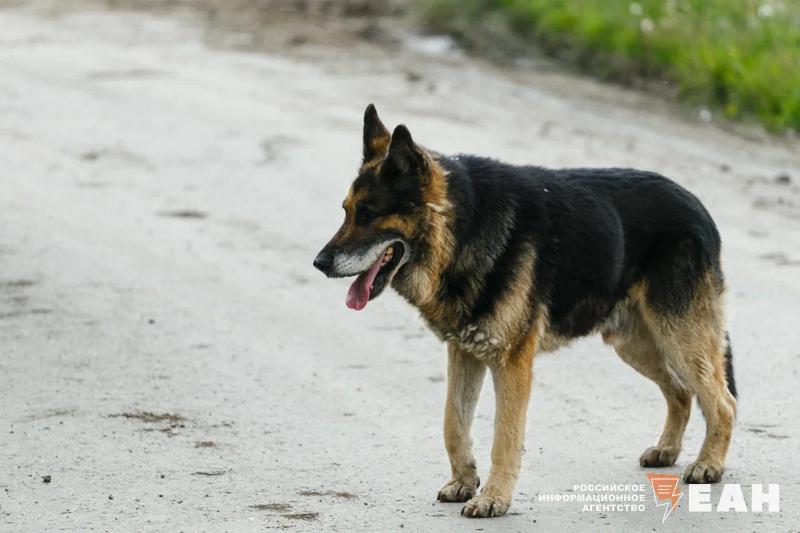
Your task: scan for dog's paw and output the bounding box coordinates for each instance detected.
[437,476,479,503]
[683,461,723,483]
[461,493,509,518]
[639,445,680,467]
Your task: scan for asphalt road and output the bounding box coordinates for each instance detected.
[1,2,799,531]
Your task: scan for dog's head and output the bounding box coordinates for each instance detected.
[313,104,447,310]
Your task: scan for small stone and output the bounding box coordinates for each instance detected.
[42,475,51,484]
[108,495,114,500]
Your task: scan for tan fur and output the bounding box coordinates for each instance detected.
[333,187,368,244]
[604,275,736,482]
[639,274,735,483]
[537,306,573,353]
[475,350,534,516]
[606,295,692,467]
[396,153,456,313]
[366,122,391,162]
[440,329,537,517]
[487,246,535,355]
[434,247,536,362]
[438,344,486,503]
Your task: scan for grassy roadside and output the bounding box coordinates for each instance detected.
[416,0,800,133]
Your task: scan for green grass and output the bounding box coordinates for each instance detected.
[417,0,800,132]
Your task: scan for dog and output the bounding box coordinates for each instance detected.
[313,104,737,518]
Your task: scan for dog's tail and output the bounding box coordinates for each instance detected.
[724,332,737,399]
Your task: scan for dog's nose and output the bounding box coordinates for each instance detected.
[313,250,333,274]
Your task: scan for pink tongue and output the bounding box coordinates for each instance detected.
[346,254,385,310]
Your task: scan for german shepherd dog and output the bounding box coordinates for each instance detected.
[313,105,737,518]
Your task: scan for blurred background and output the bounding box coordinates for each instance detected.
[420,0,800,133]
[1,0,798,531]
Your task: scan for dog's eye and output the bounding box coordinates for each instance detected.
[355,205,377,225]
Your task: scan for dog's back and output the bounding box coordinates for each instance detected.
[442,158,724,339]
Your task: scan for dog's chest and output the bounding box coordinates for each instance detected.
[433,322,507,359]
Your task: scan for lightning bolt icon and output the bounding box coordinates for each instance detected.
[647,473,682,523]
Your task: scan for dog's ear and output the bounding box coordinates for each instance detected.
[385,125,427,188]
[363,104,390,162]
[383,125,430,200]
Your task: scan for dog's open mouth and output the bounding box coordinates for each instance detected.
[345,242,406,310]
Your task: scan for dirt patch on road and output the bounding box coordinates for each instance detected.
[250,503,292,512]
[157,209,208,219]
[110,411,189,436]
[110,411,186,423]
[298,489,357,499]
[282,512,319,521]
[248,503,319,522]
[0,279,36,289]
[192,470,228,476]
[18,408,77,422]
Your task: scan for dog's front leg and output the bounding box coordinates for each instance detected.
[462,349,534,518]
[437,343,486,503]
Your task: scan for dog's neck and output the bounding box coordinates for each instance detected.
[393,154,507,335]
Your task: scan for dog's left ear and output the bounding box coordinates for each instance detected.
[385,125,428,190]
[363,104,391,162]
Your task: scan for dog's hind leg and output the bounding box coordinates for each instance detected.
[437,344,486,503]
[607,304,692,468]
[639,281,736,484]
[462,344,534,518]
